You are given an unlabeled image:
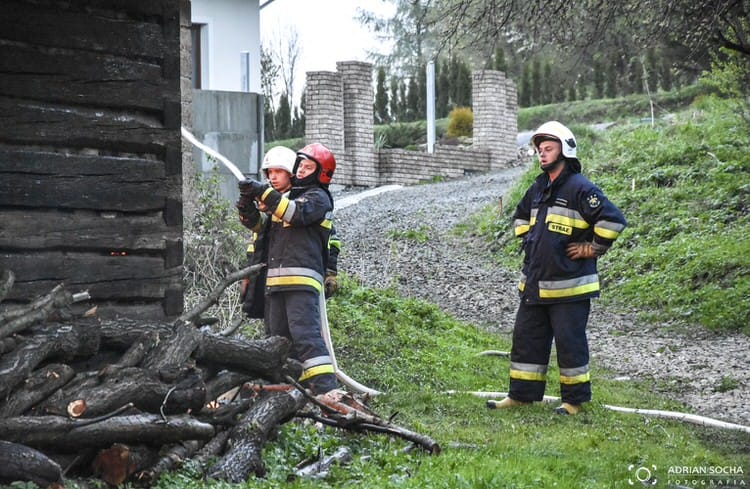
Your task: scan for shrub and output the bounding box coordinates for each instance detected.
[374,122,427,149]
[446,106,473,138]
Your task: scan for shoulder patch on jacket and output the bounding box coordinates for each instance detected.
[587,192,601,208]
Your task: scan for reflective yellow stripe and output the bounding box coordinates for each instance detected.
[510,369,546,382]
[320,218,332,230]
[261,187,274,200]
[299,364,335,382]
[594,226,620,240]
[539,280,599,299]
[560,372,591,384]
[515,224,530,236]
[545,213,589,230]
[247,243,255,253]
[273,197,290,220]
[266,275,323,293]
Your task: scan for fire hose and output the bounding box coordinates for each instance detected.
[181,127,381,396]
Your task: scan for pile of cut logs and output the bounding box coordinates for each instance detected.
[0,267,439,487]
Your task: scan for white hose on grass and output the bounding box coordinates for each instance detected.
[320,292,382,396]
[444,390,750,434]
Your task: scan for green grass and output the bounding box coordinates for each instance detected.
[517,84,710,131]
[151,87,750,489]
[151,276,749,488]
[473,95,750,333]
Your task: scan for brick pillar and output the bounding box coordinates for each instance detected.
[304,71,344,166]
[505,78,519,158]
[337,61,376,187]
[472,70,506,159]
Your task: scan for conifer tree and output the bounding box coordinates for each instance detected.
[519,63,531,107]
[389,77,400,122]
[436,59,450,117]
[542,61,553,103]
[398,79,408,121]
[455,60,472,107]
[275,93,291,140]
[406,77,419,121]
[605,61,618,98]
[592,58,605,99]
[374,66,390,124]
[417,64,427,119]
[530,58,541,106]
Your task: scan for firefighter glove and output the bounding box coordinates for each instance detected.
[239,178,268,199]
[235,194,255,214]
[324,273,338,299]
[236,198,260,230]
[566,241,607,260]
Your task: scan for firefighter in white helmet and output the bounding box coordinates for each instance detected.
[490,121,627,415]
[237,146,296,317]
[238,144,341,312]
[236,143,340,394]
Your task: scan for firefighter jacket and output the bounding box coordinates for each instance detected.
[242,184,333,298]
[512,165,626,303]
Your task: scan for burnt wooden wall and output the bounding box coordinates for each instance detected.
[0,0,185,318]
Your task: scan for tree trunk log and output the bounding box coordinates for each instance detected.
[0,363,75,417]
[0,322,100,398]
[207,390,307,482]
[142,321,202,372]
[38,367,206,418]
[0,440,63,487]
[0,413,215,451]
[98,319,292,379]
[97,330,159,378]
[192,428,232,470]
[204,370,252,404]
[0,284,89,340]
[134,440,204,484]
[194,335,291,381]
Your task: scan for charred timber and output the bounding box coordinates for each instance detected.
[207,390,307,482]
[0,440,63,487]
[38,366,206,418]
[0,363,75,417]
[97,319,292,379]
[0,322,100,399]
[0,413,215,451]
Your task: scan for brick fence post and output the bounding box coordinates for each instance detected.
[304,71,344,167]
[337,61,377,186]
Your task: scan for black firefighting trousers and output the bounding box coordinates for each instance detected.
[264,289,337,394]
[508,299,592,404]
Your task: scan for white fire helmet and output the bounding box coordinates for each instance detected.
[531,121,577,159]
[261,146,296,177]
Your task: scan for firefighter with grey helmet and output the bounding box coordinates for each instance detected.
[489,121,627,415]
[237,143,339,395]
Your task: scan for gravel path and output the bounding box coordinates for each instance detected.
[332,166,750,426]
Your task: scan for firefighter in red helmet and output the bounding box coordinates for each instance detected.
[237,142,338,395]
[489,121,627,415]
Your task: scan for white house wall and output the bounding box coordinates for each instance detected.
[191,0,261,93]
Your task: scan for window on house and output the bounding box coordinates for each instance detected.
[190,24,205,89]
